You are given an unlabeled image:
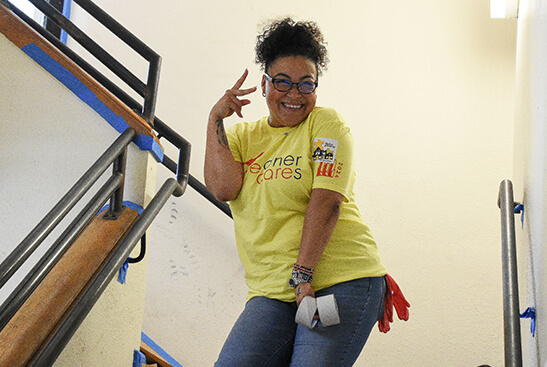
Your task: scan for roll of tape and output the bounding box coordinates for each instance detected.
[295,296,318,329]
[295,294,340,329]
[316,294,340,327]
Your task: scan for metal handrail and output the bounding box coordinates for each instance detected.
[32,177,187,365]
[1,1,213,362]
[0,128,136,291]
[498,179,523,367]
[0,173,123,331]
[5,0,232,218]
[0,119,189,360]
[30,122,190,364]
[8,0,161,125]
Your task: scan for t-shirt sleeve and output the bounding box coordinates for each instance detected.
[310,109,355,201]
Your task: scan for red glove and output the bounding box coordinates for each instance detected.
[378,273,410,333]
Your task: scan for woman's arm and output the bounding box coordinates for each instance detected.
[204,70,256,201]
[294,188,344,303]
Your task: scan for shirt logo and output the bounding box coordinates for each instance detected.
[317,160,343,178]
[244,152,303,184]
[312,138,338,163]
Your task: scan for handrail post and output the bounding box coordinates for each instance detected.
[143,56,161,126]
[498,179,523,367]
[103,147,127,219]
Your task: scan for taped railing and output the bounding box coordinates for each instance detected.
[0,126,190,365]
[31,177,187,366]
[0,1,195,363]
[0,128,136,332]
[498,179,523,367]
[5,0,232,218]
[5,0,161,126]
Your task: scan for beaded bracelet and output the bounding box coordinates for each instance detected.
[289,264,314,288]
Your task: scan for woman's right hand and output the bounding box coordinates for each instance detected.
[209,69,257,121]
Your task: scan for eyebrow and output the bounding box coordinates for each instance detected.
[273,73,315,81]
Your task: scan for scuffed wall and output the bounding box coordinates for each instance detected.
[70,0,517,365]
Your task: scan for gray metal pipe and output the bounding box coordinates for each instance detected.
[0,128,136,289]
[31,178,183,366]
[0,174,122,332]
[498,179,523,367]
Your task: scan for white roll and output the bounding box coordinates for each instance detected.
[295,296,318,329]
[316,294,340,327]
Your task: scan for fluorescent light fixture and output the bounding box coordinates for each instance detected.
[491,0,519,18]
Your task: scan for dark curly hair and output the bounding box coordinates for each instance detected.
[255,18,329,76]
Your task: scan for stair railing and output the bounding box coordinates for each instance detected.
[6,0,161,126]
[498,179,523,367]
[0,1,218,361]
[0,127,136,331]
[31,176,187,366]
[0,125,190,364]
[5,0,232,218]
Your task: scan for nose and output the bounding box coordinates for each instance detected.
[286,84,302,97]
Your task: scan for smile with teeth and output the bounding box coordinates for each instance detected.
[282,102,303,109]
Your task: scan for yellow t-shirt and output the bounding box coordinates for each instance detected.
[227,107,386,302]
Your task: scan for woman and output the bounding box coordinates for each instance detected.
[205,18,397,366]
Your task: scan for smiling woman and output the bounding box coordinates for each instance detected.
[203,17,401,367]
[262,55,317,128]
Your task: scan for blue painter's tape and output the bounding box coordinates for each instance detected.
[141,333,184,367]
[21,43,163,161]
[514,204,525,228]
[133,349,147,367]
[118,259,129,284]
[520,307,536,337]
[124,201,145,214]
[97,201,144,215]
[135,134,164,162]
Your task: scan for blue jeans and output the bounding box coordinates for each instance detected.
[215,277,386,367]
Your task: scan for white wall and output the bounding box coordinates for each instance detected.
[513,0,547,365]
[0,30,156,366]
[73,0,517,365]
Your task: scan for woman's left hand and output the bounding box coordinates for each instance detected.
[295,282,315,306]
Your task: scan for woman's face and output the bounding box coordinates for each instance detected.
[262,56,317,128]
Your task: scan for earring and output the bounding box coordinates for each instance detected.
[262,91,266,97]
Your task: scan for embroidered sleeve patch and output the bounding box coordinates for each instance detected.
[312,138,339,163]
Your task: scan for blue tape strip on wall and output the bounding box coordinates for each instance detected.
[21,42,164,163]
[141,332,184,367]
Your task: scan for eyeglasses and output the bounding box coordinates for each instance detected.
[264,74,318,94]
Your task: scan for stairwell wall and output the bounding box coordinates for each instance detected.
[72,1,517,365]
[513,0,547,365]
[0,27,157,366]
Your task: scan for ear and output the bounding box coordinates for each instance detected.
[261,75,267,96]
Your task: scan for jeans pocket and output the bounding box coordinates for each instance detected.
[377,275,387,321]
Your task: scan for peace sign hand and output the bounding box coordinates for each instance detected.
[210,69,257,121]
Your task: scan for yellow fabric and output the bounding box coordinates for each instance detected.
[227,107,386,302]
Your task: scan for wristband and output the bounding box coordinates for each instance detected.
[289,264,314,288]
